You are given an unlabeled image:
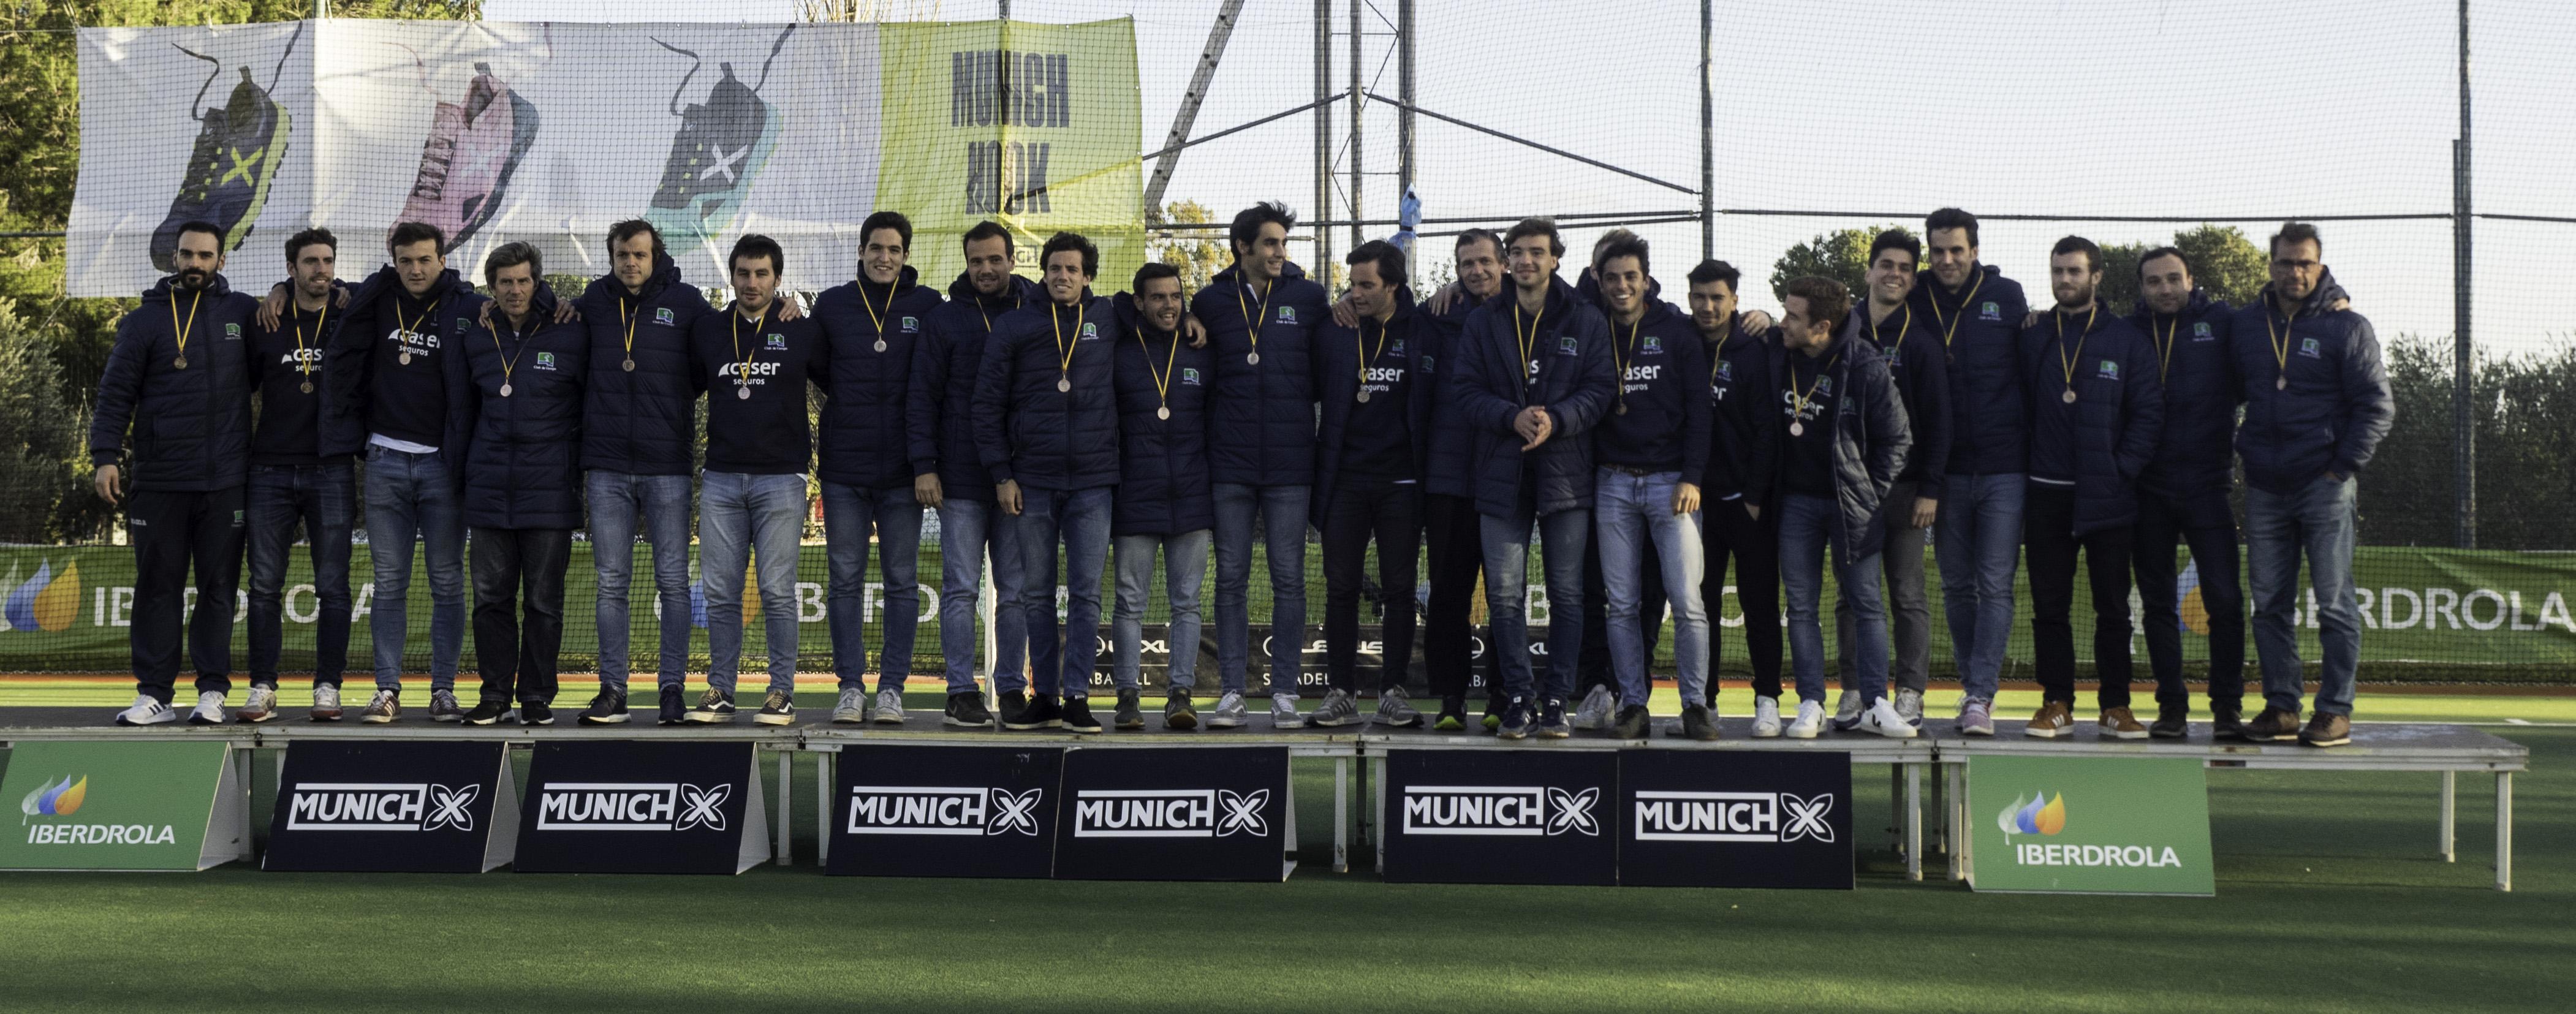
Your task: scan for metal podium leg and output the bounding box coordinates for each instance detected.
[816,752,832,866]
[2439,771,2455,863]
[1906,762,1923,882]
[776,751,792,866]
[1333,757,1349,873]
[2496,771,2513,892]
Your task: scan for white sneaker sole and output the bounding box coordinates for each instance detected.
[579,713,631,725]
[2024,723,2067,738]
[872,713,906,725]
[1206,715,1246,728]
[115,712,178,727]
[686,713,735,724]
[832,713,868,725]
[1271,714,1306,730]
[1785,724,1820,740]
[1862,721,1919,739]
[1749,723,1782,739]
[752,712,795,726]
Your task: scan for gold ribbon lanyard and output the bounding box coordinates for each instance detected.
[290,299,326,393]
[1608,317,1642,415]
[1355,318,1392,404]
[169,289,204,370]
[1930,271,1985,362]
[1234,277,1273,365]
[1709,322,1734,386]
[2152,315,2180,384]
[618,297,640,372]
[1512,302,1547,403]
[1877,304,1912,353]
[1787,353,1838,437]
[1142,326,1179,420]
[395,298,439,366]
[2054,304,2098,404]
[859,281,892,352]
[492,311,532,398]
[728,306,765,400]
[1050,301,1082,393]
[2265,305,2299,391]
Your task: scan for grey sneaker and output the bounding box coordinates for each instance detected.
[1308,689,1360,727]
[872,688,906,725]
[1958,697,1996,736]
[237,685,278,723]
[429,687,463,723]
[1113,688,1145,730]
[360,688,401,724]
[1894,687,1925,724]
[1371,685,1424,727]
[1830,689,1862,732]
[1208,691,1249,729]
[832,687,868,724]
[308,683,343,722]
[1570,684,1615,730]
[1270,693,1306,730]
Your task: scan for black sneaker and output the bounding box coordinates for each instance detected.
[461,700,513,726]
[1678,704,1719,741]
[1482,693,1506,733]
[2150,705,2189,739]
[657,685,686,725]
[1061,695,1104,735]
[1537,697,1572,740]
[578,689,629,725]
[1496,697,1534,741]
[1433,695,1468,732]
[1609,704,1651,740]
[520,700,555,726]
[685,689,737,724]
[2210,703,2246,741]
[944,692,995,728]
[1113,688,1145,730]
[1004,694,1061,730]
[998,691,1029,725]
[752,689,796,726]
[1164,690,1198,730]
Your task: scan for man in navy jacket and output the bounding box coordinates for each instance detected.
[976,232,1121,734]
[1913,208,2031,736]
[1191,202,1331,729]
[324,221,480,725]
[1450,218,1616,739]
[241,228,353,723]
[2130,248,2247,740]
[1690,260,1784,721]
[1587,236,1714,741]
[1109,263,1216,730]
[1836,232,1952,730]
[572,221,713,726]
[911,222,1040,728]
[2018,236,2164,740]
[458,243,587,726]
[2232,223,2393,748]
[93,222,260,726]
[1310,241,1432,730]
[1418,230,1508,730]
[816,211,945,726]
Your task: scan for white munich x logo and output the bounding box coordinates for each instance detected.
[1546,787,1602,836]
[700,144,749,183]
[1781,793,1836,843]
[423,784,480,831]
[675,783,732,831]
[1216,789,1269,838]
[988,788,1044,836]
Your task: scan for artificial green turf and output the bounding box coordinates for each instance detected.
[0,725,2566,1013]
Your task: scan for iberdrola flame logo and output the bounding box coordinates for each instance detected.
[1996,790,2066,837]
[2,559,82,633]
[20,775,89,823]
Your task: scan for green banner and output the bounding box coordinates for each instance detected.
[1968,755,2214,896]
[876,19,1143,289]
[2,741,238,871]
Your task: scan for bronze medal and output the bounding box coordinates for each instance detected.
[173,355,188,370]
[623,357,637,372]
[1057,376,1072,393]
[299,380,314,394]
[399,350,413,366]
[1157,405,1171,421]
[2062,388,2078,404]
[1615,401,1629,416]
[499,383,514,398]
[1357,390,1371,404]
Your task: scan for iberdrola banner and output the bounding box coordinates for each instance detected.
[66,18,1143,298]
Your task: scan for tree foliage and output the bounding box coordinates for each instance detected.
[1767,225,1910,304]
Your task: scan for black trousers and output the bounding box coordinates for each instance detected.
[2025,483,2135,708]
[1705,498,1782,702]
[1322,480,1422,693]
[1420,492,1498,701]
[126,486,248,702]
[470,527,572,704]
[2133,488,2248,710]
[1579,534,1662,698]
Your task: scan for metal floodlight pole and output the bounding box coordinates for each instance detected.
[1349,0,1365,252]
[2455,0,2476,549]
[1400,0,1417,274]
[1314,0,1335,273]
[1700,0,1714,260]
[1142,0,1248,219]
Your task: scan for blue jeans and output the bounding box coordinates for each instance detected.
[1480,508,1589,702]
[2246,474,2361,717]
[1934,472,2025,702]
[699,471,808,698]
[363,445,465,691]
[938,499,1027,695]
[587,471,694,694]
[1213,482,1310,696]
[246,463,355,688]
[1113,530,1210,692]
[1596,469,1708,706]
[822,482,924,692]
[1015,487,1113,698]
[1781,493,1887,705]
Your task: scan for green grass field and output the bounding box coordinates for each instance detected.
[1,693,2567,1013]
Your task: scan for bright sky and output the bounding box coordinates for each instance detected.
[489,0,2576,358]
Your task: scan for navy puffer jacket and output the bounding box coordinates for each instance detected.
[322,265,479,483]
[575,253,710,476]
[1909,264,2030,477]
[1448,278,1617,519]
[1312,290,1433,523]
[1773,328,1912,568]
[909,271,1042,502]
[2018,307,2164,537]
[1702,315,1780,509]
[89,273,260,492]
[1109,293,1216,535]
[1417,291,1486,499]
[2230,271,2393,496]
[2130,288,2238,518]
[816,265,944,490]
[1190,262,1330,486]
[460,286,588,530]
[973,292,1121,492]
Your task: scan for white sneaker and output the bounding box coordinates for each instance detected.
[1857,697,1919,739]
[309,683,344,722]
[1749,696,1784,738]
[1894,687,1925,724]
[1270,693,1305,730]
[1831,689,1862,731]
[188,691,227,725]
[1207,691,1249,728]
[832,687,868,724]
[1785,699,1825,739]
[113,694,178,726]
[1570,684,1615,730]
[872,688,906,725]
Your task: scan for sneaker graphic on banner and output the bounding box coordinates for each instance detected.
[390,47,543,252]
[645,28,795,258]
[150,23,303,273]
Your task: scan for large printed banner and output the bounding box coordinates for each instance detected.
[67,18,1142,298]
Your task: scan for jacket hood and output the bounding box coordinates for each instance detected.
[585,251,685,304]
[947,270,1043,309]
[2129,286,2215,327]
[142,271,236,305]
[495,284,561,334]
[1476,274,1578,317]
[1212,260,1312,287]
[860,263,923,296]
[385,265,469,305]
[1575,268,1663,308]
[1915,262,2005,303]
